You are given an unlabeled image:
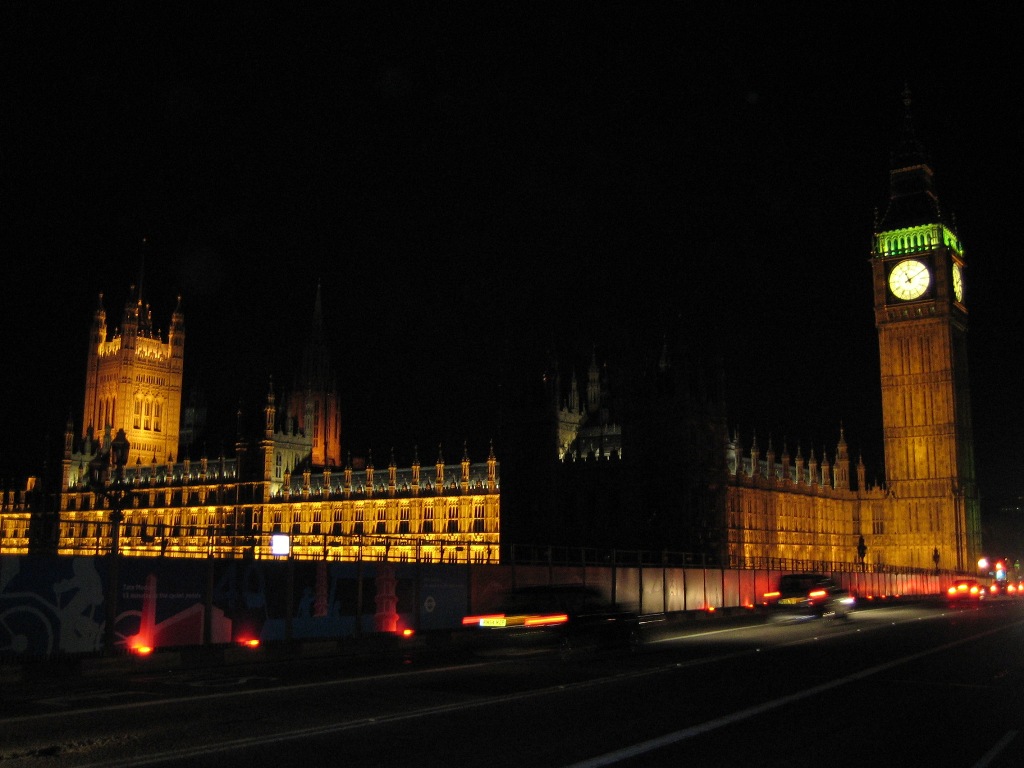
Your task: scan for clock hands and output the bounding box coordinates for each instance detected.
[898,263,927,284]
[889,260,930,300]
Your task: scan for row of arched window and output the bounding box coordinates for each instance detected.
[133,395,164,432]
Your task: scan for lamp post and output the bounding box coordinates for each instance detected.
[89,428,131,655]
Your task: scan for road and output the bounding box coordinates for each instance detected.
[2,598,1023,767]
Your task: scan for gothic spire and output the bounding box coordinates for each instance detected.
[298,281,331,390]
[138,236,148,306]
[877,83,944,231]
[890,83,929,169]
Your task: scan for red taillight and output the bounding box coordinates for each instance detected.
[238,638,260,648]
[808,589,827,599]
[947,586,957,595]
[763,591,780,599]
[970,586,980,595]
[462,614,504,625]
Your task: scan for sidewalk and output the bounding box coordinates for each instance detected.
[0,606,769,686]
[0,630,427,686]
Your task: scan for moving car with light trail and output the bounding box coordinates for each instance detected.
[947,578,985,604]
[763,573,855,621]
[461,583,640,659]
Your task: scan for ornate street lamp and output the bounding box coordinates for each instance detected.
[89,428,131,655]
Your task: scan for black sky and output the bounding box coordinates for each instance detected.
[3,5,1024,539]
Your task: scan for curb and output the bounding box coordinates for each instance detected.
[0,611,770,684]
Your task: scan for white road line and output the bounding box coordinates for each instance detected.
[971,730,1019,768]
[562,622,1017,768]
[22,610,1015,768]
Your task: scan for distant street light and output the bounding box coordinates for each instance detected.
[88,428,131,655]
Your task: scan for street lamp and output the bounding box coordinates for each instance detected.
[89,428,131,655]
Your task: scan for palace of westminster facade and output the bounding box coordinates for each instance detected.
[1,95,982,574]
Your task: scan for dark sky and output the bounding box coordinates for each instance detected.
[3,5,1024,532]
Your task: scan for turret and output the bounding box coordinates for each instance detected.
[388,449,397,497]
[63,414,74,459]
[61,414,75,493]
[120,284,141,350]
[487,440,497,492]
[90,293,107,345]
[587,348,600,415]
[169,294,185,361]
[725,429,739,477]
[82,293,108,437]
[366,451,374,498]
[436,444,445,492]
[264,378,276,438]
[833,426,851,491]
[303,387,314,433]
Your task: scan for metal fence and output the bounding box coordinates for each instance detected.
[505,543,955,577]
[0,520,967,578]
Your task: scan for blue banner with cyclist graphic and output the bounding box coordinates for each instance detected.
[1,556,103,657]
[0,556,210,658]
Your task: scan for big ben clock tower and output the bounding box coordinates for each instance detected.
[871,87,981,572]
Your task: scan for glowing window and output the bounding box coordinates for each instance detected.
[271,533,290,556]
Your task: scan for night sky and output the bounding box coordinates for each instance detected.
[3,6,1023,546]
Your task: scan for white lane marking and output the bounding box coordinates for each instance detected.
[0,661,495,723]
[15,608,1009,768]
[971,730,1019,768]
[562,621,1020,768]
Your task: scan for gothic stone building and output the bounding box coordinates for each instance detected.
[3,93,981,575]
[53,282,500,565]
[548,92,981,574]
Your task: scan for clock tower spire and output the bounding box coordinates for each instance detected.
[871,86,980,572]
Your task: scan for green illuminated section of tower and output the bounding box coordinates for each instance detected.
[874,223,962,259]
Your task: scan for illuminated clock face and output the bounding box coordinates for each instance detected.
[952,263,964,302]
[888,259,930,301]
